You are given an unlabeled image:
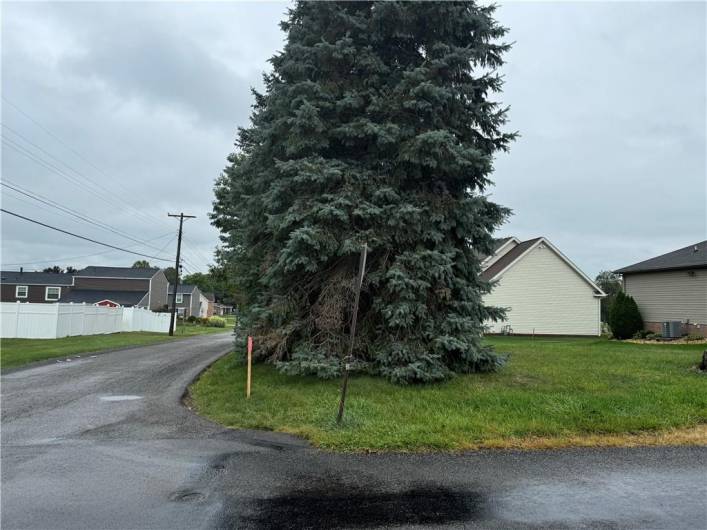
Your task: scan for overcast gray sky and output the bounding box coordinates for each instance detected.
[1,1,705,277]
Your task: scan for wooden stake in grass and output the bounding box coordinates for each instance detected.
[336,243,368,424]
[246,336,253,398]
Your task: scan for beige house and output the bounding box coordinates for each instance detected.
[615,241,707,337]
[482,237,605,336]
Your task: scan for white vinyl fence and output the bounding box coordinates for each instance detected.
[1,302,170,339]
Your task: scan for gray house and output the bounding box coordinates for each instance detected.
[61,266,169,310]
[1,270,74,303]
[168,284,202,318]
[615,241,707,337]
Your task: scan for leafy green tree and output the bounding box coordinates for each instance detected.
[42,266,64,274]
[183,263,238,305]
[132,260,151,268]
[608,291,643,339]
[595,270,622,322]
[183,272,213,292]
[212,1,515,383]
[163,267,177,285]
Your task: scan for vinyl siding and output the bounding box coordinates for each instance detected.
[1,284,70,303]
[623,269,707,325]
[148,271,169,310]
[190,291,200,317]
[73,277,149,291]
[168,294,193,316]
[484,244,601,335]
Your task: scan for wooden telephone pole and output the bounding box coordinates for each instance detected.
[168,212,195,336]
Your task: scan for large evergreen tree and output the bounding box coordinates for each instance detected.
[212,1,515,383]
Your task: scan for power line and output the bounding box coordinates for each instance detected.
[182,235,214,267]
[1,137,154,221]
[2,98,213,272]
[1,99,177,234]
[1,179,198,265]
[1,208,172,262]
[1,232,174,267]
[1,180,166,251]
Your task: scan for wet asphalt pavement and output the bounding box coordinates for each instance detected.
[2,333,705,529]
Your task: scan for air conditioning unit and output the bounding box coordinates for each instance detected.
[662,321,683,339]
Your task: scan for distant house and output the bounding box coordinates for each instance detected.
[213,303,234,316]
[1,270,74,303]
[203,292,215,317]
[168,284,203,318]
[482,237,605,336]
[61,266,169,310]
[615,241,707,337]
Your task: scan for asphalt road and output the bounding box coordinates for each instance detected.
[2,333,705,529]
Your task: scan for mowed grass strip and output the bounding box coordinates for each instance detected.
[1,324,232,370]
[190,337,707,452]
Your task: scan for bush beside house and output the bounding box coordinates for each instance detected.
[608,291,643,339]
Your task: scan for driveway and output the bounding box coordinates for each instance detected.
[2,333,705,529]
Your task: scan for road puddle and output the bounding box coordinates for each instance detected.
[243,486,484,528]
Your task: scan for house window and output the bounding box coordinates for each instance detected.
[45,286,61,301]
[15,285,28,298]
[176,293,183,304]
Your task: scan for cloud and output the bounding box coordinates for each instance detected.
[1,1,704,279]
[1,1,288,272]
[492,1,705,274]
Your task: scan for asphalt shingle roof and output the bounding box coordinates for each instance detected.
[59,289,147,306]
[75,266,159,279]
[0,271,74,285]
[493,237,513,251]
[615,240,707,274]
[480,238,543,281]
[169,284,197,295]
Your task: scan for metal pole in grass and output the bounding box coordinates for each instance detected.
[336,243,368,424]
[246,336,253,398]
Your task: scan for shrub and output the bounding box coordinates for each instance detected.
[206,316,226,328]
[186,315,198,324]
[608,291,643,340]
[685,334,704,342]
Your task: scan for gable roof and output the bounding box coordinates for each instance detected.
[493,237,515,251]
[0,271,74,286]
[60,289,146,306]
[481,238,542,281]
[478,237,520,262]
[75,266,160,279]
[169,284,197,295]
[615,240,707,274]
[481,237,605,296]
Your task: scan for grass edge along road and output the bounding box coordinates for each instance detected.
[190,336,707,452]
[1,323,232,370]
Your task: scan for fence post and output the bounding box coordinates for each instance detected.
[15,301,21,339]
[54,303,60,339]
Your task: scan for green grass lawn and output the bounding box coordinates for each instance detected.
[190,336,707,452]
[1,323,232,370]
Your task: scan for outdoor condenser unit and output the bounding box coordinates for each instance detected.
[661,321,683,339]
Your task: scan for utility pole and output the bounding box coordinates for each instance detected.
[336,243,368,424]
[168,212,196,336]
